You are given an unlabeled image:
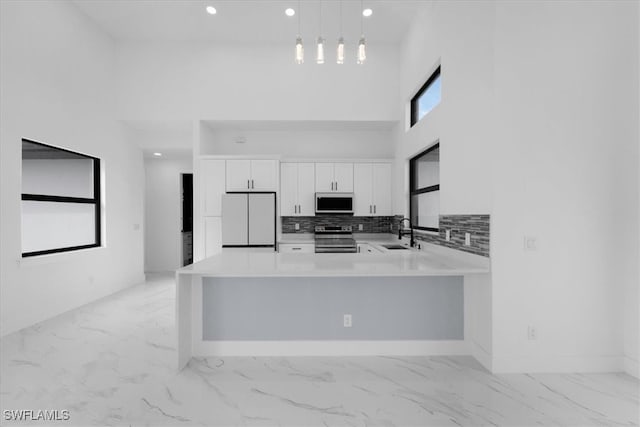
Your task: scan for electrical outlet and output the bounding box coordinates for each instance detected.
[445,230,451,241]
[465,233,471,246]
[358,224,363,231]
[524,236,537,251]
[294,223,300,231]
[343,314,352,328]
[527,326,537,340]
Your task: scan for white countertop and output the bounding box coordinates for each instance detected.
[177,242,490,278]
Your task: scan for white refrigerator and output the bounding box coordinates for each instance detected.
[221,193,276,248]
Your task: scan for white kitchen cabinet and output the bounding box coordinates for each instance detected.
[250,160,278,191]
[280,162,315,216]
[315,162,353,193]
[280,163,297,216]
[225,160,251,191]
[372,163,392,216]
[201,159,226,216]
[279,243,315,253]
[204,216,222,257]
[353,163,392,216]
[226,159,278,191]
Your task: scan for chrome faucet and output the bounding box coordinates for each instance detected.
[398,217,415,247]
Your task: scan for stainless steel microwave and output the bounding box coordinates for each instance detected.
[315,193,354,214]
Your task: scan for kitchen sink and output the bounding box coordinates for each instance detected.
[381,244,409,250]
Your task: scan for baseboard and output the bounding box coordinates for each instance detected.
[624,356,639,378]
[193,340,470,357]
[491,354,625,373]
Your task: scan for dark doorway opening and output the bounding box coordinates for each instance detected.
[181,173,193,266]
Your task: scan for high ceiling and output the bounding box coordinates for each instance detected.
[72,0,425,44]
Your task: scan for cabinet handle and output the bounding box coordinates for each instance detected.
[247,179,250,189]
[369,205,372,214]
[292,247,301,251]
[298,204,301,214]
[331,182,334,191]
[251,179,254,189]
[335,182,338,191]
[374,205,376,214]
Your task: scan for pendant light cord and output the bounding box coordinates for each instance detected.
[360,0,364,36]
[297,0,301,35]
[339,0,343,36]
[319,0,322,36]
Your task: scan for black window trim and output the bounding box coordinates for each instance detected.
[410,65,441,127]
[21,138,101,257]
[409,142,440,233]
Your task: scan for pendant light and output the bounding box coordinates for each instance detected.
[295,0,304,64]
[336,1,345,64]
[357,0,367,65]
[316,1,325,64]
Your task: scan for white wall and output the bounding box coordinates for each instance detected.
[393,1,495,216]
[0,1,145,336]
[201,127,394,159]
[491,0,638,373]
[393,0,496,368]
[626,2,640,378]
[144,156,193,272]
[115,43,400,122]
[397,0,639,374]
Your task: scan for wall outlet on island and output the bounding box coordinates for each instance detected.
[445,230,451,241]
[343,314,352,328]
[464,233,471,246]
[294,223,300,231]
[527,326,537,340]
[524,236,537,251]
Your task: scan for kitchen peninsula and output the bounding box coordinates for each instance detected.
[175,243,490,369]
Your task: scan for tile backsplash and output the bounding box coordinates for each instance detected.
[281,216,394,233]
[396,214,490,257]
[282,214,490,257]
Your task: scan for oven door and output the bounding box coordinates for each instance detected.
[315,193,354,214]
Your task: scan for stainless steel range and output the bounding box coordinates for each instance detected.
[314,226,357,253]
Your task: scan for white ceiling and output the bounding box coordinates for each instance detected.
[72,0,425,44]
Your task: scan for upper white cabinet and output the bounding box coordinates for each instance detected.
[201,159,226,216]
[226,159,278,191]
[353,163,392,216]
[315,163,353,193]
[280,163,315,216]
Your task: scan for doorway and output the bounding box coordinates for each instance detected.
[181,173,193,266]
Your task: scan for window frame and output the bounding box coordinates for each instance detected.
[410,65,441,127]
[21,138,101,257]
[409,142,440,232]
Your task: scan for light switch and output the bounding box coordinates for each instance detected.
[358,224,363,231]
[295,223,300,231]
[465,233,471,246]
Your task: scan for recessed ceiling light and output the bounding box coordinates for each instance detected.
[362,8,373,17]
[206,5,217,15]
[153,152,163,157]
[285,8,295,17]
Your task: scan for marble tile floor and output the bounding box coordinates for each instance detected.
[1,273,638,427]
